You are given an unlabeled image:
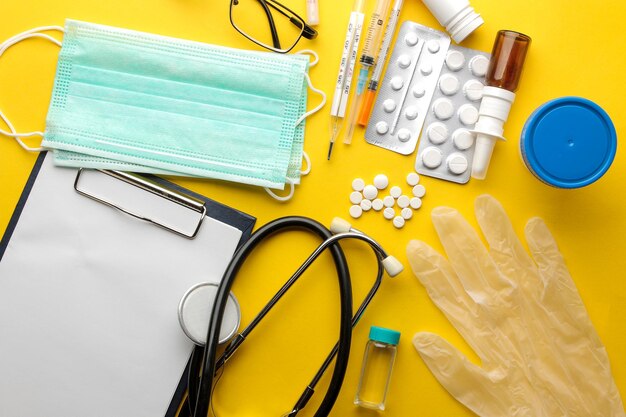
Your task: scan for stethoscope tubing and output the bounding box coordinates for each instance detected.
[191,217,353,417]
[187,217,390,417]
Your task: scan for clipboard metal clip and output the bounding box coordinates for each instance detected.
[74,169,207,239]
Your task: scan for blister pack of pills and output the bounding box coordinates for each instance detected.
[364,21,450,155]
[415,45,490,184]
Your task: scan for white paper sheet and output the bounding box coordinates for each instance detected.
[0,155,243,417]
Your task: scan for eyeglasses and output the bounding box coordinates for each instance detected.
[229,0,318,53]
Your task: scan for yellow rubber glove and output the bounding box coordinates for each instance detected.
[407,195,625,417]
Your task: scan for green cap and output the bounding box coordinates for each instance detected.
[369,326,401,345]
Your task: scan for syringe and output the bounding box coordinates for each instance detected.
[358,0,405,127]
[342,0,392,145]
[328,0,367,160]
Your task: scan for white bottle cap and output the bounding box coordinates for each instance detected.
[421,0,484,43]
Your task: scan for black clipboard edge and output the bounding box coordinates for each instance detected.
[0,152,47,262]
[0,151,256,417]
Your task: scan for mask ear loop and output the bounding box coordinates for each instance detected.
[0,26,64,152]
[295,71,325,178]
[265,50,322,201]
[300,152,311,176]
[295,49,319,67]
[264,178,295,202]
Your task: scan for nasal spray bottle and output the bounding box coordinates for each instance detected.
[472,31,531,180]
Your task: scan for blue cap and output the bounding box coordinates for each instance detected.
[369,326,400,345]
[521,97,617,189]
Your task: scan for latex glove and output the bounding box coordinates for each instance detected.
[407,195,625,417]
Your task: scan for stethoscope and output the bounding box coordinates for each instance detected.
[178,216,403,417]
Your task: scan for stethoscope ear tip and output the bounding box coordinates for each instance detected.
[382,256,404,277]
[330,217,352,234]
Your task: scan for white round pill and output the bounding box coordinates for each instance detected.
[426,39,440,53]
[469,55,490,77]
[372,198,384,211]
[401,207,413,220]
[383,99,397,113]
[393,216,405,229]
[405,32,419,46]
[352,178,365,191]
[405,106,418,120]
[349,204,363,219]
[433,98,454,120]
[420,62,433,75]
[447,153,468,175]
[390,76,404,91]
[373,174,389,189]
[458,104,479,126]
[439,74,460,96]
[349,191,363,204]
[397,128,411,143]
[412,184,426,198]
[360,199,373,211]
[363,185,378,200]
[390,185,402,198]
[397,54,411,69]
[397,195,410,208]
[383,196,395,207]
[412,84,425,98]
[427,122,449,145]
[410,197,422,209]
[452,129,475,150]
[463,79,484,102]
[421,147,443,169]
[406,172,420,186]
[445,50,465,71]
[375,121,389,135]
[383,207,395,220]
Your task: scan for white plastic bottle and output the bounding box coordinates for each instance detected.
[421,0,483,43]
[354,326,400,410]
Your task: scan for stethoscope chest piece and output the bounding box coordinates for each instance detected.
[178,282,241,346]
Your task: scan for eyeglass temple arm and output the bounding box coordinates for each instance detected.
[256,0,282,49]
[264,0,318,40]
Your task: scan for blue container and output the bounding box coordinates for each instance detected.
[521,97,617,188]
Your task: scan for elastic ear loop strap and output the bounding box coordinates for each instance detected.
[0,26,64,152]
[264,64,325,201]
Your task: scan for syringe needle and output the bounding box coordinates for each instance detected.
[342,0,392,145]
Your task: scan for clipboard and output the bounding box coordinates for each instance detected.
[0,152,255,417]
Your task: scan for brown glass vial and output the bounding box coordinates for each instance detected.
[486,30,531,92]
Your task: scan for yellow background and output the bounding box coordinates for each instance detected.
[1,0,625,416]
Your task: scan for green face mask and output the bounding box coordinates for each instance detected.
[0,20,323,199]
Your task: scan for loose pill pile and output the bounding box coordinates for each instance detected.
[348,173,426,229]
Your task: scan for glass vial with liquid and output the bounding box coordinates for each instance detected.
[485,30,531,92]
[354,326,400,410]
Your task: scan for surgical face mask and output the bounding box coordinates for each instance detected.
[0,20,325,201]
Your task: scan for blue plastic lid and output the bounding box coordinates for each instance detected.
[521,97,617,188]
[369,326,400,345]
